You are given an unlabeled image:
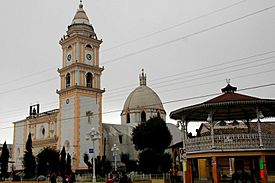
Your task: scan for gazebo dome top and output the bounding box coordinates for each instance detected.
[221,83,237,93]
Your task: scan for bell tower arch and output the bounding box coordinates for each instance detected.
[57,2,104,170]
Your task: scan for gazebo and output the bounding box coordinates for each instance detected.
[170,83,275,183]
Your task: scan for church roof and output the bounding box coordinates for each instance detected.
[122,70,164,112]
[72,3,90,24]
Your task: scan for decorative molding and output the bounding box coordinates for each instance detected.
[57,86,105,96]
[58,62,104,73]
[33,136,58,147]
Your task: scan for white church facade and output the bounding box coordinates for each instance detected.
[12,2,181,172]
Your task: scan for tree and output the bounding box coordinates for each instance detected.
[138,150,172,174]
[132,117,172,173]
[83,154,112,177]
[95,156,112,177]
[36,147,59,176]
[159,153,173,173]
[132,117,172,152]
[138,149,159,174]
[0,141,9,180]
[66,153,72,174]
[120,153,137,172]
[59,147,66,183]
[23,133,36,179]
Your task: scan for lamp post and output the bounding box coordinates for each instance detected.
[111,144,119,171]
[86,128,100,183]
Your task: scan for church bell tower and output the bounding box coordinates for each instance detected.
[57,2,104,170]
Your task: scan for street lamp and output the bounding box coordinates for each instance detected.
[86,128,100,183]
[111,144,119,171]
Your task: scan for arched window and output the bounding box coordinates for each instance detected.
[66,73,71,88]
[64,140,70,152]
[126,113,130,123]
[16,148,20,156]
[119,135,123,144]
[141,111,146,122]
[42,128,45,136]
[40,125,45,139]
[86,44,92,49]
[86,72,93,88]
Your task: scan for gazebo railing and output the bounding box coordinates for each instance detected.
[214,133,260,150]
[262,134,275,148]
[186,136,212,152]
[185,133,275,153]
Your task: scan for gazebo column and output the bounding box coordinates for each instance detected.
[211,156,219,183]
[180,117,188,183]
[229,158,233,176]
[256,109,264,148]
[186,159,193,183]
[207,111,218,183]
[207,112,215,149]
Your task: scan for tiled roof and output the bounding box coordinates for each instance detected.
[205,92,259,104]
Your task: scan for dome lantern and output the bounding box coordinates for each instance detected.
[139,69,147,86]
[72,1,90,25]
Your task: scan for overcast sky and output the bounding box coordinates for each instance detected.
[0,0,275,144]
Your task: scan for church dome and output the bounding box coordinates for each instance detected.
[121,70,166,125]
[123,85,164,111]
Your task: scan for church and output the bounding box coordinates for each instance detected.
[12,2,181,172]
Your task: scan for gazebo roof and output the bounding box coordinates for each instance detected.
[206,83,259,103]
[205,92,259,104]
[170,84,275,121]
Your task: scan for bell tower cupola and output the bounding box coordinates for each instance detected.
[58,1,104,90]
[57,2,104,171]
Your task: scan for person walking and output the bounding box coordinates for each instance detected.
[106,173,113,183]
[112,171,120,183]
[50,172,57,183]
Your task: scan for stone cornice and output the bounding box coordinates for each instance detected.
[56,85,105,95]
[58,63,104,74]
[60,33,102,47]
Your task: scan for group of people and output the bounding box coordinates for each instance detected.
[49,172,75,183]
[106,171,132,183]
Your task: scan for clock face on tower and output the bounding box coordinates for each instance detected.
[86,53,92,61]
[67,54,72,61]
